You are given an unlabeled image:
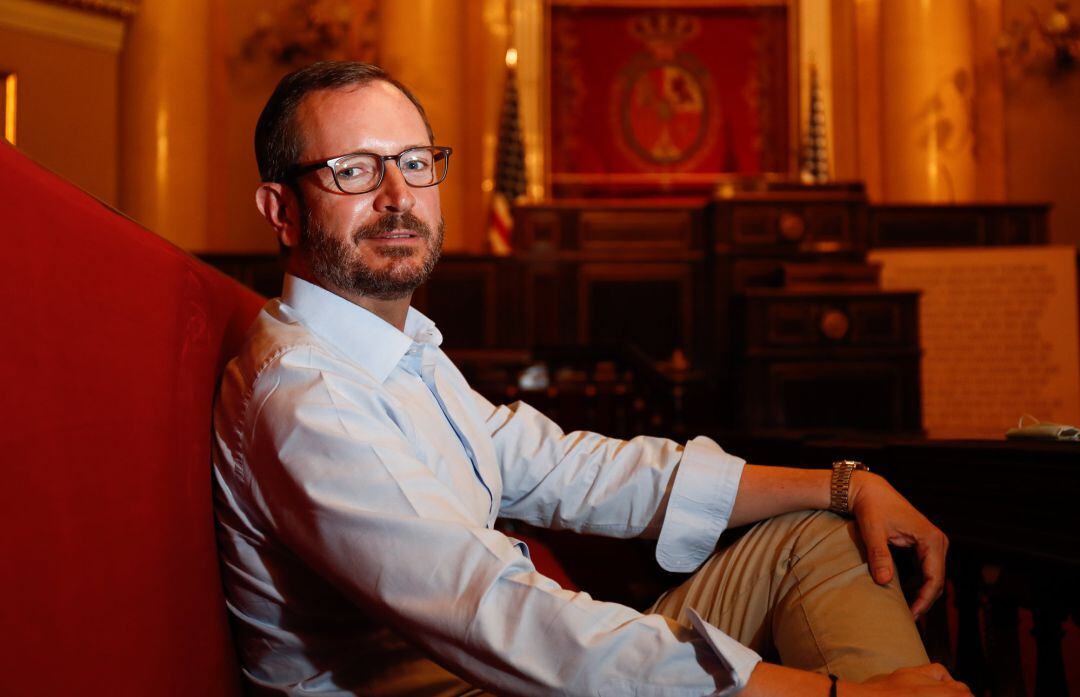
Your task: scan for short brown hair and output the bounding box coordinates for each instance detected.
[254,61,434,184]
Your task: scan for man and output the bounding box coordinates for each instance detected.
[213,61,971,696]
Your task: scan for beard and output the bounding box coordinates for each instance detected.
[300,208,444,301]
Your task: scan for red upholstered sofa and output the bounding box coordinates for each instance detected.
[0,141,583,695]
[0,141,261,696]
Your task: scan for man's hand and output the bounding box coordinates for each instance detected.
[848,471,949,619]
[857,664,972,694]
[728,464,949,618]
[742,663,972,697]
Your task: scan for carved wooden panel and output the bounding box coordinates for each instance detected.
[714,192,867,252]
[413,260,500,349]
[520,209,562,253]
[738,288,922,431]
[730,207,779,246]
[578,210,694,252]
[513,201,707,259]
[577,263,695,360]
[743,290,918,350]
[762,361,917,430]
[523,263,566,347]
[848,300,906,344]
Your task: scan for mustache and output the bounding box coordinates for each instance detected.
[352,212,432,243]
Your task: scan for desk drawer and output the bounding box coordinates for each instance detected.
[720,202,863,251]
[743,291,919,350]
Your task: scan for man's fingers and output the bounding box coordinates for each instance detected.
[912,662,953,681]
[911,531,948,619]
[910,583,940,621]
[858,516,895,585]
[888,664,973,694]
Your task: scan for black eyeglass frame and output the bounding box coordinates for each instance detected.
[285,145,453,195]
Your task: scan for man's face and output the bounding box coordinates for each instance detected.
[291,82,444,301]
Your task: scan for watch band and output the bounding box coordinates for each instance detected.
[829,460,869,515]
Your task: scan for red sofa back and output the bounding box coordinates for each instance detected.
[0,142,263,696]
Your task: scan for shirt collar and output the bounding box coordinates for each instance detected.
[280,274,443,383]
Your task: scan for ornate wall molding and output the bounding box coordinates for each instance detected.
[41,0,136,18]
[0,0,126,51]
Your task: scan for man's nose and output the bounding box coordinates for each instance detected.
[372,162,415,213]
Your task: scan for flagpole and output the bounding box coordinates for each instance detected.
[487,0,527,256]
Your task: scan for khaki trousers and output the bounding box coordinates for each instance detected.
[648,510,928,682]
[381,510,929,695]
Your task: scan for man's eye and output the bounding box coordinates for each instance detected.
[401,158,431,172]
[338,166,372,180]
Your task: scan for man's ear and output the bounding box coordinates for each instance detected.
[255,183,302,252]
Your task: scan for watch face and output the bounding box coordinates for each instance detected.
[835,459,869,473]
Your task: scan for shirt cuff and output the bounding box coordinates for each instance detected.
[655,436,745,573]
[687,609,763,693]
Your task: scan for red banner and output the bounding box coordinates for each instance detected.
[550,3,791,194]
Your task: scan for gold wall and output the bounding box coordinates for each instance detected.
[3,0,1079,250]
[824,0,1079,245]
[0,3,121,206]
[1002,0,1080,245]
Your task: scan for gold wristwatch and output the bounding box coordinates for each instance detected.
[829,460,870,515]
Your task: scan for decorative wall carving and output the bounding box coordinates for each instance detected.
[41,0,137,18]
[239,0,379,68]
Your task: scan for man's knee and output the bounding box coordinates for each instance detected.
[756,510,853,546]
[752,510,865,571]
[766,512,926,677]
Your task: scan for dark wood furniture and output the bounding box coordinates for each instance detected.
[868,204,1049,248]
[512,198,710,362]
[736,287,921,431]
[514,191,932,433]
[200,253,284,299]
[448,345,684,440]
[713,188,868,253]
[411,255,517,349]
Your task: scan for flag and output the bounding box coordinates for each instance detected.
[488,49,526,256]
[800,60,829,184]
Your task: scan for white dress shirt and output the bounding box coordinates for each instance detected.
[212,274,760,696]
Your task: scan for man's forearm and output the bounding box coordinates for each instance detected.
[727,465,833,528]
[742,662,973,697]
[740,663,833,697]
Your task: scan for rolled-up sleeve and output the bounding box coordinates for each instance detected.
[476,395,746,572]
[656,436,746,573]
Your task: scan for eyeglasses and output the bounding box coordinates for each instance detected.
[288,145,452,195]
